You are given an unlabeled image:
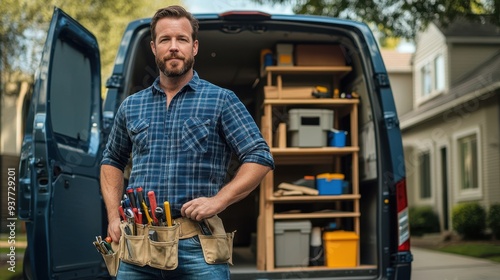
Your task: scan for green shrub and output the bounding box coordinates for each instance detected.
[452,202,486,239]
[409,206,440,236]
[488,204,500,239]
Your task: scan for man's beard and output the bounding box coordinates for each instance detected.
[156,54,194,78]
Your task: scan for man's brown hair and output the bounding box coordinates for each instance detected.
[150,5,199,43]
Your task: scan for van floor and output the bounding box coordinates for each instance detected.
[230,246,259,274]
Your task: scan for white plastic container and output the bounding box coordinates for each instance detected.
[288,109,334,147]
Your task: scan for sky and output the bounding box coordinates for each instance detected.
[184,0,414,52]
[184,0,295,14]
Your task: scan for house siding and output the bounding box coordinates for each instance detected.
[390,72,413,116]
[403,93,499,229]
[483,96,500,206]
[413,24,448,108]
[448,45,500,85]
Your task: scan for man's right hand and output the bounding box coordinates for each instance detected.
[107,218,122,244]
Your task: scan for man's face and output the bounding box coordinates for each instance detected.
[151,17,198,78]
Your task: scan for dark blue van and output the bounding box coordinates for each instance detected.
[18,7,412,279]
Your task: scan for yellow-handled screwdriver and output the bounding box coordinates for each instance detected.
[164,201,172,226]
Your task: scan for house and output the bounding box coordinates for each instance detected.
[381,49,413,116]
[399,18,500,232]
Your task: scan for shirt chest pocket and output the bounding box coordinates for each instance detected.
[128,118,150,153]
[182,117,211,153]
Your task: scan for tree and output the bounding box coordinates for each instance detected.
[252,0,500,39]
[0,0,182,94]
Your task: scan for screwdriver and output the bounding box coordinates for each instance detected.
[164,201,172,226]
[118,206,127,221]
[136,187,149,224]
[133,208,141,224]
[126,187,137,208]
[103,237,114,254]
[125,208,136,235]
[148,191,159,225]
[122,194,131,208]
[136,187,145,206]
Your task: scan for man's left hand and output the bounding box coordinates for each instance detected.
[181,197,223,221]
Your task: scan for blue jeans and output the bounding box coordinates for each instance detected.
[116,236,230,279]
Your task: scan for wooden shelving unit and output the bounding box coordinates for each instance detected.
[257,66,360,271]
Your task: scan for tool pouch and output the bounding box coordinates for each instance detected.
[119,222,180,270]
[198,215,235,265]
[101,241,121,276]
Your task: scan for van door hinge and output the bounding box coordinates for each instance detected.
[106,75,123,89]
[375,73,390,88]
[384,112,399,129]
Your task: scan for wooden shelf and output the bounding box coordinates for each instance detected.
[265,66,353,99]
[271,147,359,156]
[270,265,377,272]
[264,98,359,106]
[270,194,360,202]
[274,211,360,219]
[265,65,352,74]
[257,66,360,271]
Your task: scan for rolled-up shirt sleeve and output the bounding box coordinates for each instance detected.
[221,91,274,169]
[101,100,132,171]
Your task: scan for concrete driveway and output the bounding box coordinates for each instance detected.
[411,246,500,280]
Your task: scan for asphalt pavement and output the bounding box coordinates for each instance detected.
[411,246,500,280]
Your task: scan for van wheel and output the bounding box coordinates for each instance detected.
[22,247,33,280]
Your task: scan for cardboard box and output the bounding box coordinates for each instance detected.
[276,44,294,66]
[264,86,315,99]
[295,44,346,66]
[323,230,358,267]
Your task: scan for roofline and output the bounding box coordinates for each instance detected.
[446,37,500,44]
[400,81,500,130]
[387,69,412,74]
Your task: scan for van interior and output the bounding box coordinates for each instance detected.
[116,16,379,274]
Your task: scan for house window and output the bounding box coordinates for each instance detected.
[458,134,478,190]
[421,63,432,97]
[419,151,431,199]
[418,53,445,102]
[434,54,445,91]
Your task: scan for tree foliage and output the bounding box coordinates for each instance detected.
[253,0,500,38]
[1,0,181,92]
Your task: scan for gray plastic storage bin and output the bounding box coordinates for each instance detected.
[274,220,312,267]
[289,109,334,147]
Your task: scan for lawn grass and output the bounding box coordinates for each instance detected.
[1,233,26,279]
[0,267,23,280]
[437,243,500,263]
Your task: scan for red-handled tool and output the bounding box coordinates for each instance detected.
[137,207,143,224]
[118,206,126,221]
[136,187,145,205]
[148,191,159,225]
[126,187,137,208]
[133,207,141,224]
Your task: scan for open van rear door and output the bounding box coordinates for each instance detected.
[18,7,106,279]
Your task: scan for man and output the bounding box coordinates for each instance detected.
[100,5,274,279]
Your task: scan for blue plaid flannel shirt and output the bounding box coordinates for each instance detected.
[101,71,274,217]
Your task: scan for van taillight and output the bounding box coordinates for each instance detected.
[396,179,410,251]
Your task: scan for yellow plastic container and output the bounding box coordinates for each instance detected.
[323,230,358,267]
